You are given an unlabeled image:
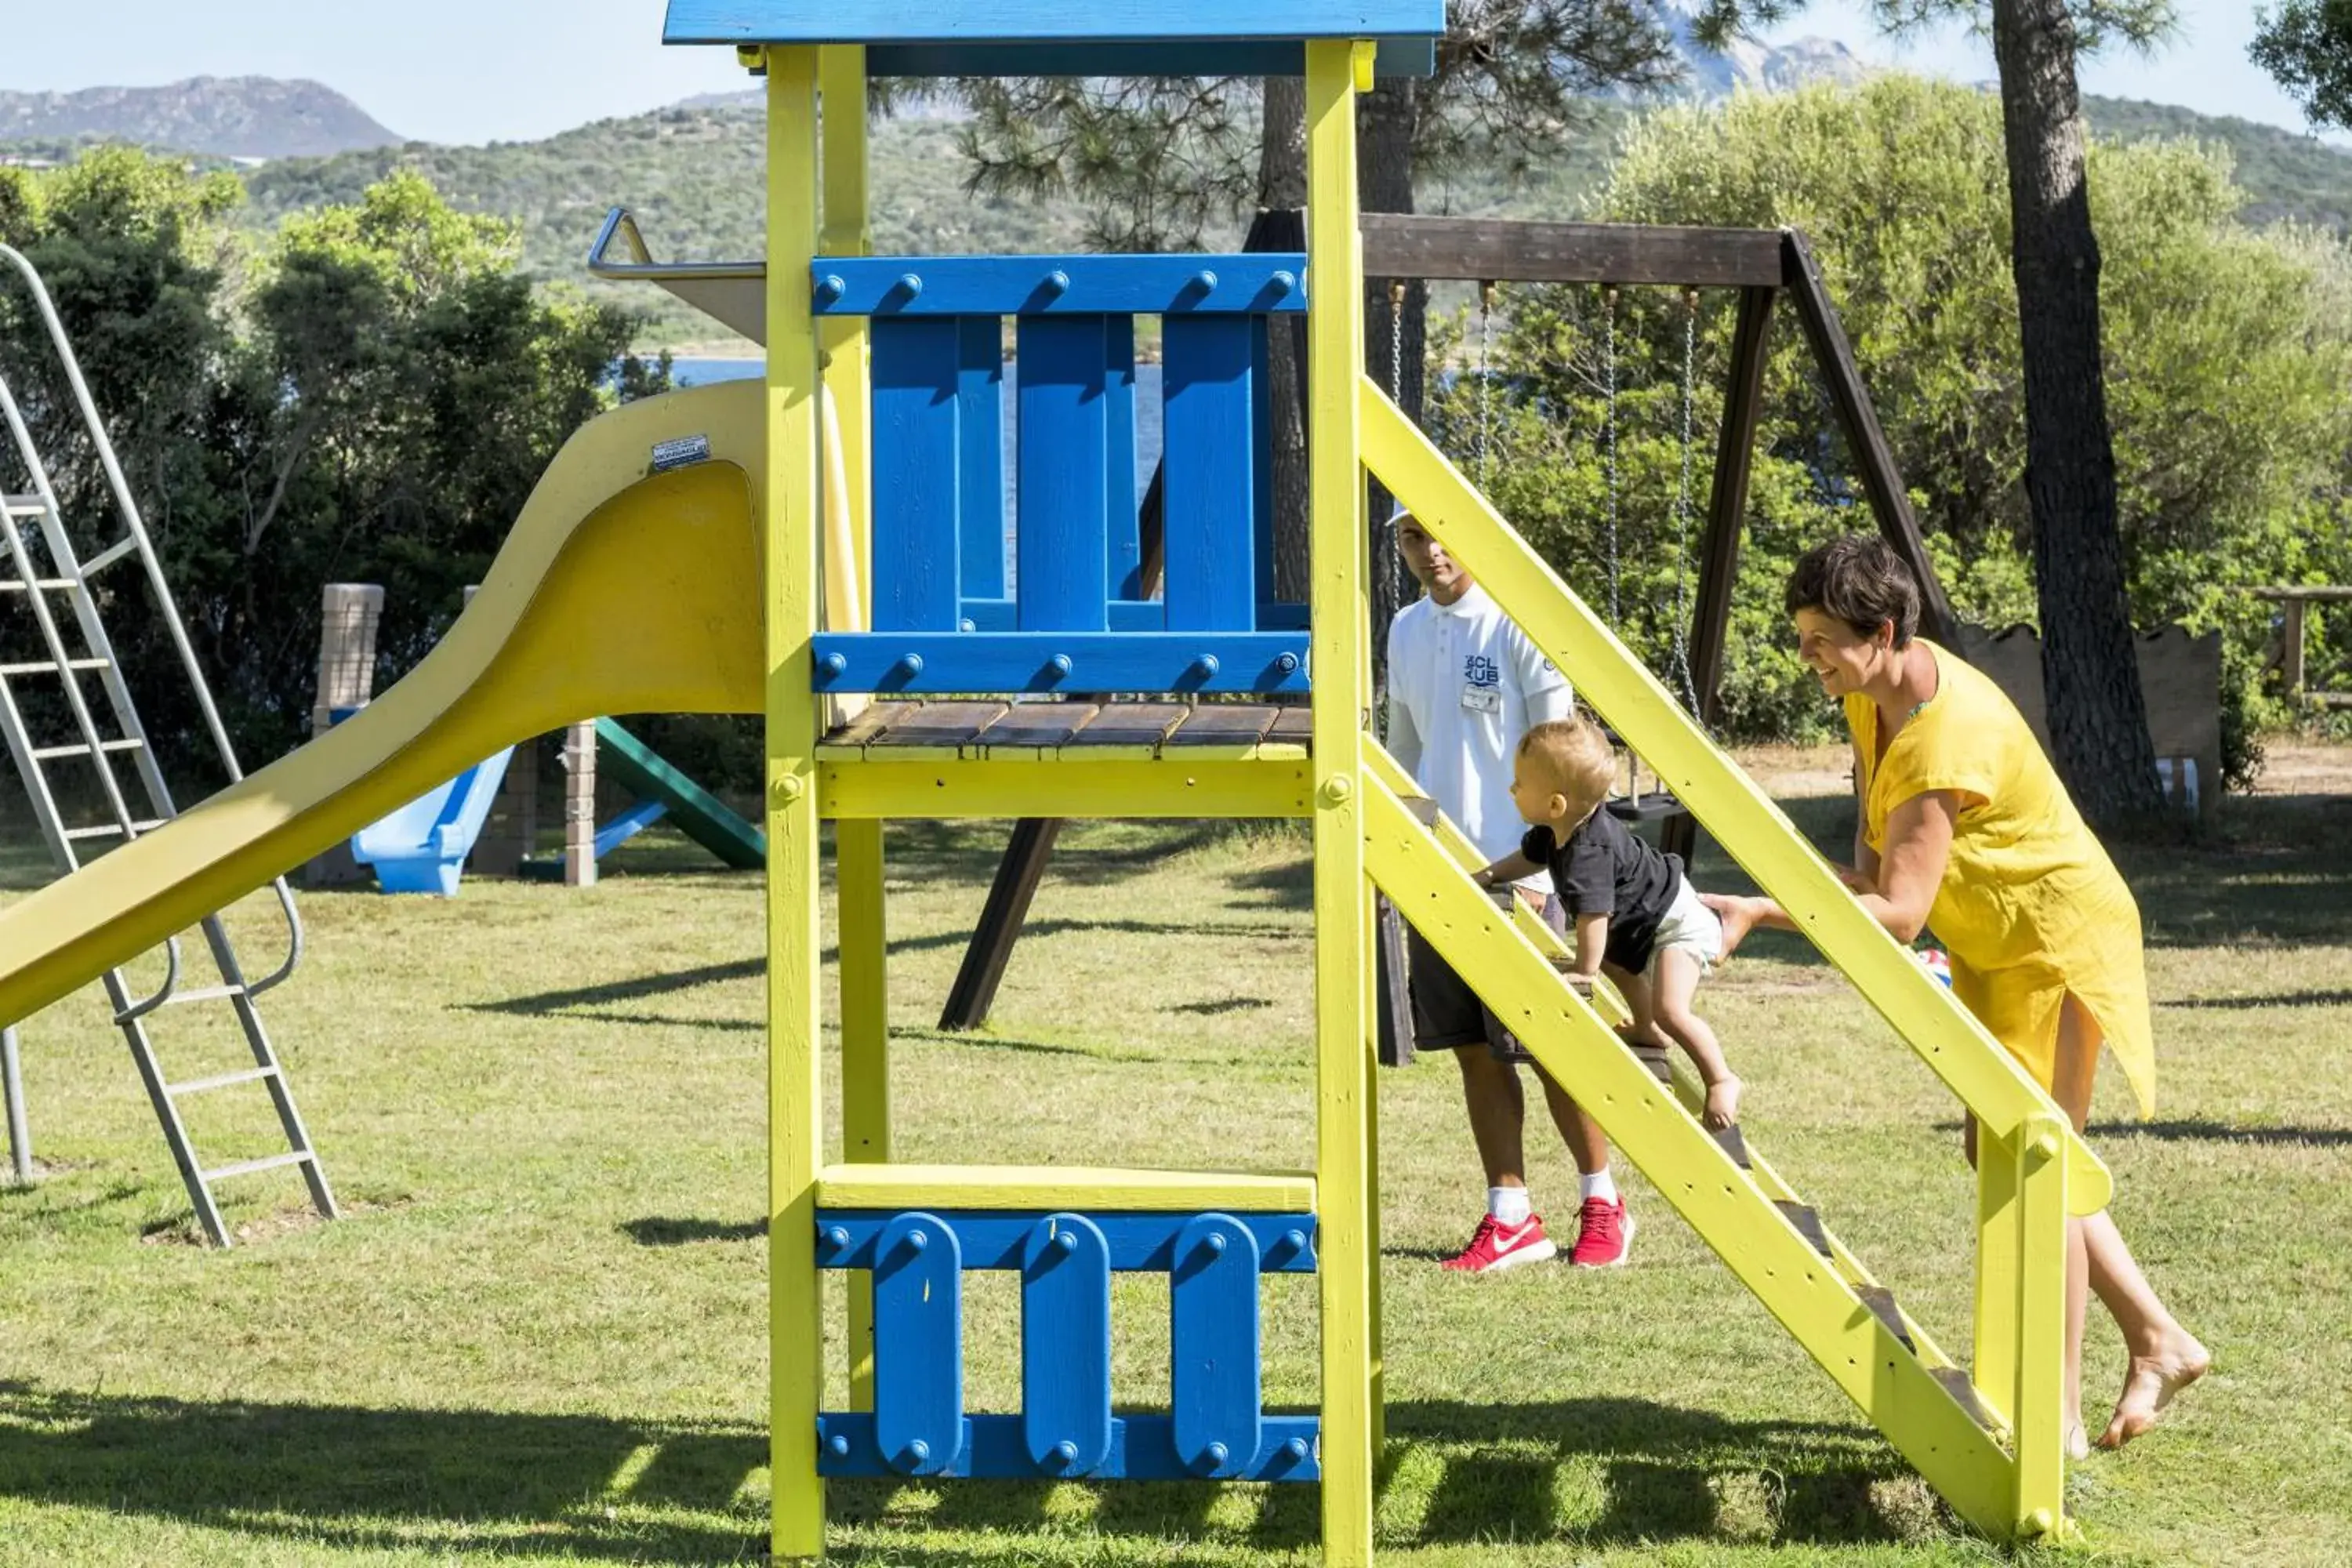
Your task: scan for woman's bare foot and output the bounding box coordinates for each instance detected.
[1703,1074,1743,1130]
[1698,892,1764,959]
[2097,1333,2210,1449]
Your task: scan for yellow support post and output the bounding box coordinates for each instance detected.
[764,44,827,1566]
[1973,1124,2021,1434]
[2012,1116,2071,1539]
[837,820,887,1410]
[818,45,872,594]
[818,40,885,1422]
[1306,36,1377,1568]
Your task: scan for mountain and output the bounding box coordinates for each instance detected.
[1650,2,1870,97]
[9,65,2349,350]
[0,78,401,160]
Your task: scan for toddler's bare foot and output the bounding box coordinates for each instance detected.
[2097,1332,2209,1449]
[1703,1075,1742,1130]
[2067,1422,2089,1463]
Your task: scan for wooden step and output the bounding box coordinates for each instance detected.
[1930,1367,2001,1432]
[1856,1284,1917,1352]
[1775,1199,1833,1257]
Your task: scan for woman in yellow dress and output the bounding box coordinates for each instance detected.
[1706,535,2208,1457]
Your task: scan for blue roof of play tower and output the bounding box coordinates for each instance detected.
[662,0,1443,77]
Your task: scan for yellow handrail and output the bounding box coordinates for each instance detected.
[1358,375,2110,1215]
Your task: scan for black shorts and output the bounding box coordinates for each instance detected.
[1403,890,1566,1064]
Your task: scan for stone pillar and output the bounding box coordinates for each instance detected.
[304,583,385,887]
[563,720,598,887]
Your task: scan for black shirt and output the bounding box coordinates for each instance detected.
[1523,811,1684,973]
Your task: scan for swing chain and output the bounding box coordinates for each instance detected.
[1388,279,1407,408]
[1602,285,1621,626]
[1670,286,1702,717]
[1475,281,1496,488]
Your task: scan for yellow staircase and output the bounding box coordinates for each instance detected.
[1358,376,2095,1541]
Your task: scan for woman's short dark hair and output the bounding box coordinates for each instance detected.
[1784,535,1921,646]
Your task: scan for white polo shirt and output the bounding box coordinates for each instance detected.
[1385,583,1574,889]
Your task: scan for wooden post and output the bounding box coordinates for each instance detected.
[822,41,890,1420]
[303,583,384,887]
[938,817,1062,1031]
[2283,597,2307,701]
[1664,284,1775,867]
[563,721,598,887]
[1308,38,1376,1567]
[2012,1116,2070,1538]
[1780,230,1961,646]
[765,45,828,1565]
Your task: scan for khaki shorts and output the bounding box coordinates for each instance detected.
[1644,878,1725,979]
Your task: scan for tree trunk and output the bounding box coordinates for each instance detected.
[1359,74,1424,670]
[1989,0,2163,828]
[1259,76,1312,604]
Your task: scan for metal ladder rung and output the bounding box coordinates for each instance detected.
[0,657,108,677]
[61,818,166,840]
[158,982,252,1007]
[0,577,77,593]
[31,738,141,761]
[2,495,45,517]
[81,535,139,575]
[202,1150,314,1183]
[167,1065,279,1096]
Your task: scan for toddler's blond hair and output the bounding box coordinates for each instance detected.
[1518,718,1615,815]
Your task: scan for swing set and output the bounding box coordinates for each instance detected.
[939,212,1962,1036]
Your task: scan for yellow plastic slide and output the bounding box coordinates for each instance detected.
[0,381,780,1026]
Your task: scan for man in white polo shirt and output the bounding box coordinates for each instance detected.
[1385,510,1632,1271]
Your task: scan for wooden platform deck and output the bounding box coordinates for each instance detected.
[818,700,1312,761]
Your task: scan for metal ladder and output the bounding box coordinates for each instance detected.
[0,242,335,1245]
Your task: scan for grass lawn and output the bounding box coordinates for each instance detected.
[2,746,2349,1566]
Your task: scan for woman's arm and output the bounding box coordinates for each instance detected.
[1847,739,1882,894]
[1852,790,1956,943]
[1704,789,1960,955]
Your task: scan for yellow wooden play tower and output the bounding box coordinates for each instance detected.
[0,2,2107,1561]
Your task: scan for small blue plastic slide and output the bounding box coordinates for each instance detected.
[350,747,516,896]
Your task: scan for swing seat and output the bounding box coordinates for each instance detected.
[1606,791,1686,825]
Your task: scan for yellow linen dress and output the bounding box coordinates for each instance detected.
[1847,641,2156,1116]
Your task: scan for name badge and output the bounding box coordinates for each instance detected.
[1461,684,1501,715]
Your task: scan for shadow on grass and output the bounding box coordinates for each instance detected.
[0,1381,1920,1560]
[463,921,1305,1023]
[1926,1116,2352,1147]
[622,1216,766,1245]
[2161,987,2352,1011]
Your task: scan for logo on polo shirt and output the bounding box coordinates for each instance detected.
[1465,654,1501,688]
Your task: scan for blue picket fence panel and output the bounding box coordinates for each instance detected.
[1162,315,1258,633]
[815,1205,1316,1484]
[870,318,963,633]
[870,1211,963,1476]
[956,315,1007,601]
[1171,1213,1262,1479]
[847,252,1311,689]
[1021,1215,1113,1475]
[815,1412,1321,1482]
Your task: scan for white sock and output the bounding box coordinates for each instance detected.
[1580,1168,1618,1206]
[1488,1185,1533,1227]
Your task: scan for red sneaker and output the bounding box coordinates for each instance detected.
[1569,1196,1635,1268]
[1440,1212,1559,1274]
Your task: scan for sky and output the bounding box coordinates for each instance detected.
[0,0,2336,150]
